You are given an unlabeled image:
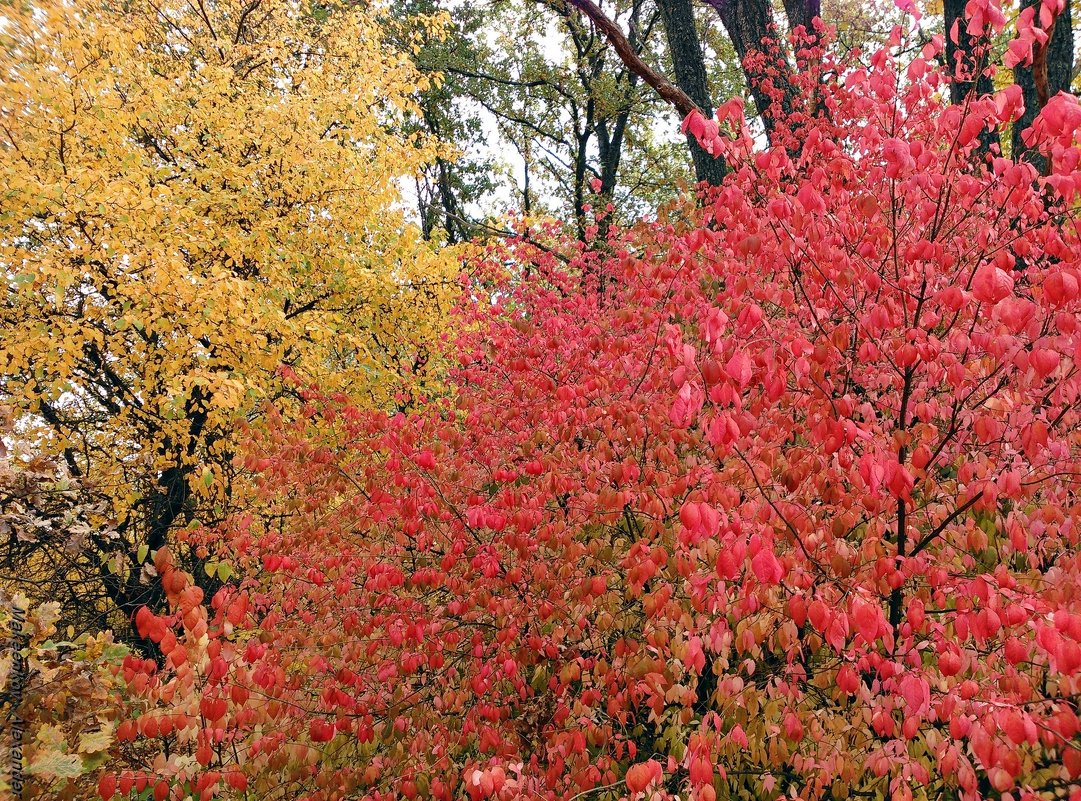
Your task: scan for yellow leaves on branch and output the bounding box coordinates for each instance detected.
[0,0,459,500]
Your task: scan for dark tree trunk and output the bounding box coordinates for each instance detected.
[118,388,208,651]
[943,0,997,104]
[435,156,468,244]
[419,106,470,244]
[596,103,632,238]
[943,0,1000,155]
[593,0,642,236]
[573,124,591,241]
[657,0,727,186]
[119,466,190,611]
[567,0,699,116]
[782,0,820,43]
[1012,0,1074,170]
[703,0,799,143]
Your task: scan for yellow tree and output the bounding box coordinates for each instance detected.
[0,0,460,634]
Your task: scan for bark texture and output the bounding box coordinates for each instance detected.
[703,0,799,142]
[657,0,728,185]
[943,0,1000,155]
[1012,0,1074,169]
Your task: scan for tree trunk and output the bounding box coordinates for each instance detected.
[782,0,820,44]
[1012,0,1074,170]
[943,0,1000,155]
[703,0,798,144]
[943,0,997,104]
[657,0,727,185]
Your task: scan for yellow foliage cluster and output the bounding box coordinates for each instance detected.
[0,0,460,572]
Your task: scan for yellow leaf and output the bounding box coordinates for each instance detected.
[27,751,84,779]
[77,724,114,754]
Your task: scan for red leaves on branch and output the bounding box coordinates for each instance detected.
[103,22,1081,801]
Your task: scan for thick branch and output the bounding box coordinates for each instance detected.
[567,0,699,117]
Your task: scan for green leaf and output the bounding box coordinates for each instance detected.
[137,543,149,563]
[80,751,110,772]
[102,643,130,661]
[38,640,75,651]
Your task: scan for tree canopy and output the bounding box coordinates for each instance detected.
[3,1,1081,801]
[0,0,459,636]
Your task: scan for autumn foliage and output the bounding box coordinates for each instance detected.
[3,0,1081,799]
[68,18,1081,801]
[0,0,459,639]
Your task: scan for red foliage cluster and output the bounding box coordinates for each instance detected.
[103,27,1081,801]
